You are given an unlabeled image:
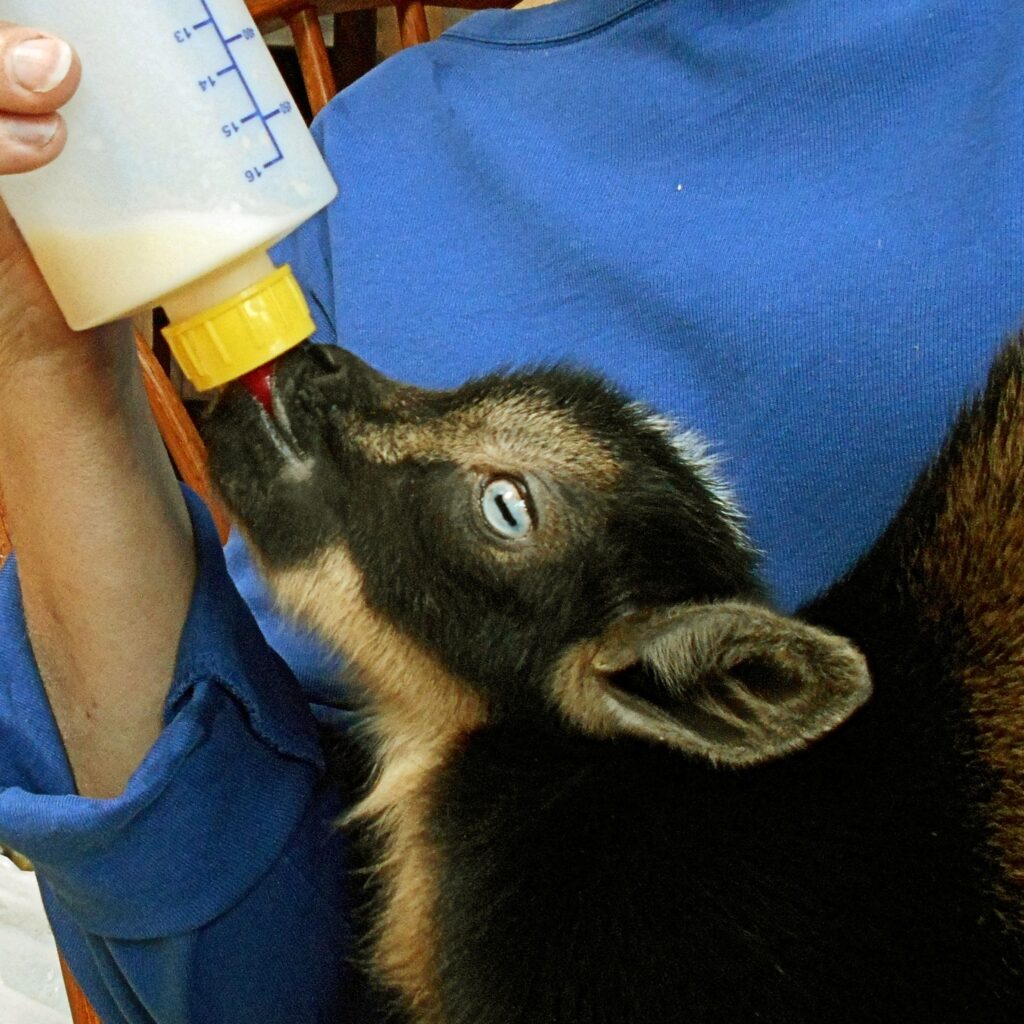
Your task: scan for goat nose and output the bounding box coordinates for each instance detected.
[306,344,395,401]
[305,342,370,382]
[306,342,346,375]
[299,343,412,412]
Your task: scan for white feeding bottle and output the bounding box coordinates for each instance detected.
[0,0,338,390]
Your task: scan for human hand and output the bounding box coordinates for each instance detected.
[0,22,84,375]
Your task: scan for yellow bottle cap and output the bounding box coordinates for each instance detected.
[162,264,315,391]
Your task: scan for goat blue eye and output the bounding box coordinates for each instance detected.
[481,478,534,539]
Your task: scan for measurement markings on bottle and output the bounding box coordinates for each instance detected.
[176,1,295,182]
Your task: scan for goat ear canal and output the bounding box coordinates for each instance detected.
[576,602,872,767]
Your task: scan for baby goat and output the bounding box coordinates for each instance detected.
[204,339,1024,1024]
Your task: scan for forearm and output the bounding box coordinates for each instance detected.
[0,25,193,799]
[0,321,195,798]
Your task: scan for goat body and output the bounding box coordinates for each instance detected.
[204,337,1024,1023]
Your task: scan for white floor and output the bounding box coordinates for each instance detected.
[0,856,72,1024]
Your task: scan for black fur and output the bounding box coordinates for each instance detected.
[203,338,1024,1023]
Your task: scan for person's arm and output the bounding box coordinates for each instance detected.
[0,21,194,798]
[0,487,352,1023]
[0,27,365,1023]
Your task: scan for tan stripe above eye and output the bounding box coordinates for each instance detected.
[348,394,622,488]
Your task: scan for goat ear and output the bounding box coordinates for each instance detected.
[555,602,871,767]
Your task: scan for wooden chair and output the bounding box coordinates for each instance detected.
[0,5,521,1022]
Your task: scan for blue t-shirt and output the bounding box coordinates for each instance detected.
[3,1,1023,1020]
[245,0,1024,683]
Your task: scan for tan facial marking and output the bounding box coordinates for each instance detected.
[917,366,1024,916]
[348,393,621,487]
[259,541,487,1019]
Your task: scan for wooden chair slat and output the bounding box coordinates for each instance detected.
[134,331,232,544]
[287,7,338,114]
[395,1,432,47]
[0,486,10,567]
[60,955,104,1024]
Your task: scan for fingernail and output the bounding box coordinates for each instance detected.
[1,113,59,148]
[11,37,73,94]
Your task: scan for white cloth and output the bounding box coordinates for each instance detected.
[0,856,71,1024]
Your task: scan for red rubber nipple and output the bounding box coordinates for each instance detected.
[238,359,277,416]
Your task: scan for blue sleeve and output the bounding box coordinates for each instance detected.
[0,489,360,1024]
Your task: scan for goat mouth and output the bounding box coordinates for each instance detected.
[260,395,310,470]
[231,358,308,460]
[239,361,277,416]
